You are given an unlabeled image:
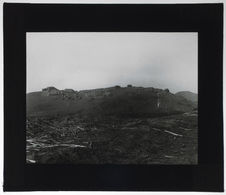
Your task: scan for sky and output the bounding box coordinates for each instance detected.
[26,32,197,93]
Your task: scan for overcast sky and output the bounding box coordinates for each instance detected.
[27,32,197,93]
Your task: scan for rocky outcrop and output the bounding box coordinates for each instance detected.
[63,89,75,93]
[61,89,78,100]
[42,87,60,96]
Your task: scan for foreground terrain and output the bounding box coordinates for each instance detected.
[26,110,197,164]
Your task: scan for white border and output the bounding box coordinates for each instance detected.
[1,0,224,3]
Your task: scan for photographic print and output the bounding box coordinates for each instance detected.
[4,3,223,191]
[26,32,198,164]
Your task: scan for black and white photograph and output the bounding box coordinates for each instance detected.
[26,32,198,164]
[3,2,224,192]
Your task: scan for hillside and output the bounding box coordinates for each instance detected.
[26,86,198,164]
[175,91,198,103]
[27,86,196,117]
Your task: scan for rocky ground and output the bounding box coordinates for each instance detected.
[26,111,197,164]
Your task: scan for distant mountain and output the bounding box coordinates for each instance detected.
[175,91,198,103]
[27,86,197,117]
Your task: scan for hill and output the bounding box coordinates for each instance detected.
[27,86,196,118]
[175,91,198,103]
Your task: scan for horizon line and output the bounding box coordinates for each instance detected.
[26,85,198,94]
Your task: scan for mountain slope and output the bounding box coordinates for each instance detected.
[175,91,198,103]
[27,86,196,117]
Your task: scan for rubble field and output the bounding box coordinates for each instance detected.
[26,111,197,164]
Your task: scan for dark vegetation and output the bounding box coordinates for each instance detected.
[26,86,198,164]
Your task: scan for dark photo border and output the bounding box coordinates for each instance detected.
[4,3,223,191]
